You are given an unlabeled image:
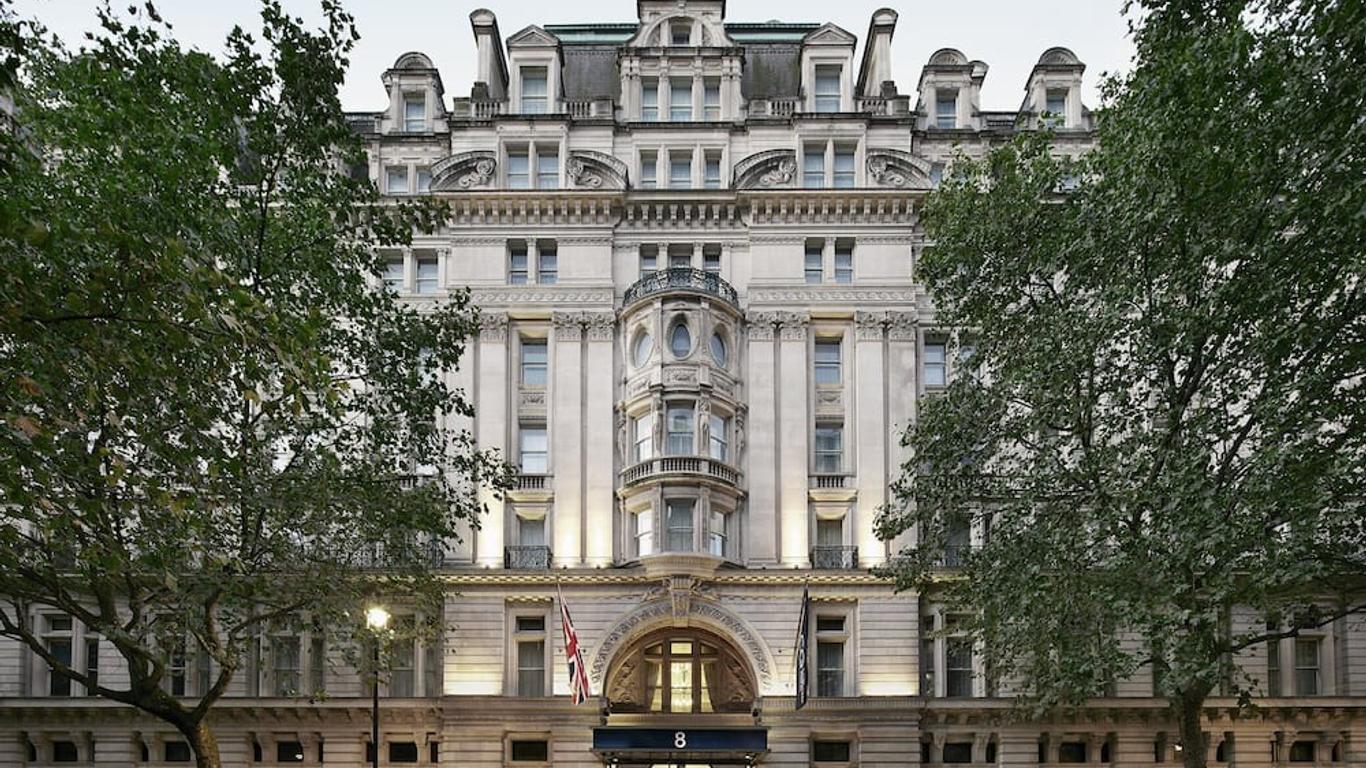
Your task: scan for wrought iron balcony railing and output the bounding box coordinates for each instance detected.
[622,268,739,309]
[811,545,860,570]
[504,545,552,570]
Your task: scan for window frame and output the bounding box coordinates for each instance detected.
[402,93,426,132]
[518,423,548,474]
[935,90,958,129]
[385,165,409,195]
[923,338,948,388]
[669,77,693,121]
[519,66,549,114]
[413,251,439,294]
[510,609,551,697]
[520,338,548,387]
[833,240,853,283]
[641,78,659,121]
[812,608,852,697]
[813,422,844,474]
[814,339,842,386]
[813,64,842,113]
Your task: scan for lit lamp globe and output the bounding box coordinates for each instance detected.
[365,605,390,631]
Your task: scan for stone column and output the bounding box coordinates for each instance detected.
[777,311,810,565]
[884,310,919,557]
[744,312,779,564]
[583,313,616,565]
[475,313,508,567]
[853,311,888,565]
[551,312,584,566]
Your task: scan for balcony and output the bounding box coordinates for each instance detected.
[809,473,850,489]
[811,545,859,570]
[354,539,445,569]
[514,473,549,491]
[621,455,741,488]
[622,268,739,309]
[504,545,552,570]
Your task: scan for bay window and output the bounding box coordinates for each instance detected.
[665,404,694,454]
[665,500,695,551]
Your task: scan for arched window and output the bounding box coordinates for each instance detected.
[605,628,756,714]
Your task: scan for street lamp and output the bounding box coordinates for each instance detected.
[365,605,390,768]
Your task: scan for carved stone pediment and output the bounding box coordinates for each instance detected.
[430,151,496,191]
[733,149,797,190]
[866,148,932,189]
[567,150,629,190]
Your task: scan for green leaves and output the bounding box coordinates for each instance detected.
[880,0,1365,756]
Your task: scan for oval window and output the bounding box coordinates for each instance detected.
[633,331,653,367]
[709,332,727,366]
[669,321,692,358]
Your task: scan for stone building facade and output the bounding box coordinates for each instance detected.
[3,2,1364,767]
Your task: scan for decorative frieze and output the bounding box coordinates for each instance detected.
[566,150,629,191]
[467,286,615,307]
[866,148,933,189]
[732,149,797,189]
[747,287,917,306]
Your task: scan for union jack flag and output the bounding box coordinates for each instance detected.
[558,584,592,704]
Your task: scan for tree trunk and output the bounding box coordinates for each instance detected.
[182,719,223,768]
[1177,685,1211,768]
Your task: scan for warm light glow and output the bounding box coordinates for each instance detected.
[365,605,391,631]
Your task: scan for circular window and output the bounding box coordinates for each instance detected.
[669,321,692,358]
[709,332,727,366]
[632,331,653,367]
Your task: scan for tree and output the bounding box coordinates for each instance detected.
[0,3,509,765]
[877,1,1365,766]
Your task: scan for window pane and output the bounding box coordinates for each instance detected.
[536,151,558,189]
[640,153,657,188]
[816,641,844,696]
[383,255,405,293]
[641,79,658,121]
[386,167,408,194]
[518,516,545,546]
[666,406,694,455]
[803,145,825,188]
[415,256,438,294]
[704,79,720,120]
[519,426,547,473]
[416,167,431,192]
[48,639,72,696]
[639,245,658,276]
[936,92,957,128]
[704,156,721,188]
[814,425,843,473]
[816,518,843,546]
[670,79,692,121]
[518,640,545,696]
[834,244,853,283]
[709,332,727,366]
[403,97,424,131]
[924,341,947,386]
[537,242,557,284]
[814,341,841,385]
[633,510,654,556]
[670,322,692,358]
[708,414,728,460]
[507,151,529,189]
[521,341,547,386]
[814,65,841,113]
[521,67,547,114]
[833,149,855,188]
[666,501,694,551]
[670,155,691,188]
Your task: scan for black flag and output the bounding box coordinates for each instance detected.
[794,583,810,709]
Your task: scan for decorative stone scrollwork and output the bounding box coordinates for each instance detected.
[478,312,508,342]
[886,310,918,341]
[745,311,780,341]
[855,310,889,340]
[552,311,584,341]
[583,312,615,341]
[866,148,932,190]
[429,150,496,191]
[732,149,798,189]
[567,150,629,190]
[777,311,810,341]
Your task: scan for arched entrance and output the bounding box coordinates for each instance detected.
[605,627,757,714]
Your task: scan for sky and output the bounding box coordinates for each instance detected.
[12,0,1137,112]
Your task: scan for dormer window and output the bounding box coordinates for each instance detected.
[814,65,841,113]
[520,66,548,114]
[1045,88,1067,127]
[403,94,425,132]
[671,23,692,46]
[935,91,958,128]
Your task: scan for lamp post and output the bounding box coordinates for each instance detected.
[365,605,390,768]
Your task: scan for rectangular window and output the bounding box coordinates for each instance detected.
[515,616,547,697]
[814,65,841,112]
[1294,638,1319,695]
[385,166,408,194]
[84,637,100,695]
[276,742,305,764]
[641,78,659,121]
[702,244,722,273]
[924,340,947,387]
[930,162,945,187]
[703,78,720,120]
[833,241,853,283]
[943,743,974,763]
[508,241,529,285]
[665,500,694,551]
[414,253,438,294]
[536,241,557,284]
[805,240,824,283]
[520,67,548,114]
[416,167,431,193]
[634,414,654,462]
[640,151,657,189]
[168,639,187,696]
[52,741,79,763]
[44,615,73,697]
[670,79,692,121]
[521,340,547,386]
[308,636,324,694]
[671,23,691,46]
[519,424,547,474]
[639,244,658,277]
[833,146,855,188]
[507,149,530,189]
[632,509,654,557]
[816,640,844,696]
[387,632,414,695]
[946,636,973,697]
[272,636,301,696]
[816,517,843,547]
[814,424,843,474]
[803,143,825,188]
[665,405,694,455]
[707,509,728,557]
[536,149,558,189]
[669,152,692,188]
[936,91,958,128]
[382,252,405,293]
[704,152,722,189]
[1058,743,1088,763]
[1045,88,1067,126]
[813,741,852,763]
[517,515,545,547]
[1267,638,1282,696]
[389,743,419,764]
[814,340,841,385]
[708,414,728,461]
[511,741,550,762]
[403,95,425,132]
[668,244,692,269]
